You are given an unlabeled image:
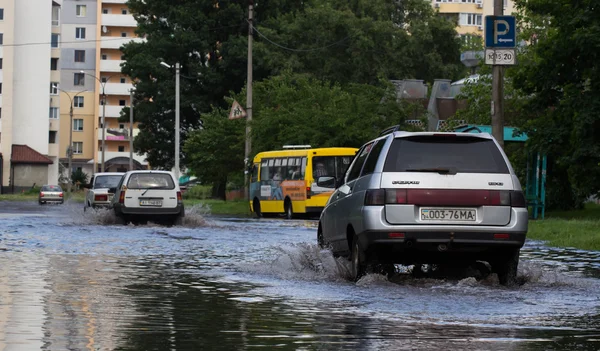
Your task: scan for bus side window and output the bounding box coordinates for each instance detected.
[301,157,307,179]
[260,159,270,184]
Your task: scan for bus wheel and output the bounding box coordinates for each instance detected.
[284,199,293,220]
[253,199,262,218]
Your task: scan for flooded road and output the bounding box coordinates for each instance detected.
[0,201,599,350]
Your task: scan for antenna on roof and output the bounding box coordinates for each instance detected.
[378,125,402,137]
[282,145,312,150]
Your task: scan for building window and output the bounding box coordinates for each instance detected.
[459,13,483,26]
[74,96,84,108]
[73,119,84,131]
[101,77,108,83]
[120,55,126,60]
[76,27,86,40]
[73,142,83,154]
[74,50,86,63]
[76,5,87,17]
[0,33,3,45]
[50,58,58,70]
[0,9,4,20]
[119,123,125,129]
[121,9,128,15]
[51,34,59,48]
[0,83,2,94]
[49,107,59,119]
[50,82,59,95]
[102,8,109,14]
[101,54,108,60]
[121,32,127,38]
[49,131,58,144]
[118,146,125,152]
[120,78,126,84]
[119,100,126,106]
[74,73,85,86]
[52,6,60,26]
[0,58,2,69]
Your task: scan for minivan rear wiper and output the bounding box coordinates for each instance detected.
[406,167,458,175]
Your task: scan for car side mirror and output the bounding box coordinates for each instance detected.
[316,176,336,188]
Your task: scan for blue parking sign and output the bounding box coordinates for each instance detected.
[485,16,516,48]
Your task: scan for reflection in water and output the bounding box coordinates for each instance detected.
[0,202,598,350]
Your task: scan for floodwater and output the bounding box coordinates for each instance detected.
[0,201,599,351]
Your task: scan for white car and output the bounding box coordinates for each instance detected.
[84,172,125,210]
[111,170,185,225]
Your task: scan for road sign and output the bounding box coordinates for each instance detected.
[229,100,247,120]
[485,16,516,48]
[485,48,517,65]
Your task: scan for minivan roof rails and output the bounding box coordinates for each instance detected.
[282,145,312,149]
[378,125,402,137]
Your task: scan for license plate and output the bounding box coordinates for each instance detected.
[140,199,162,206]
[421,208,476,221]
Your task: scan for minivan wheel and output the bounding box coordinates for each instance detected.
[494,249,520,286]
[284,200,293,220]
[317,224,326,249]
[350,236,367,282]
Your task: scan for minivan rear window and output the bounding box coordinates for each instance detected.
[127,173,175,189]
[383,136,510,174]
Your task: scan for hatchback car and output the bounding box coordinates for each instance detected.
[111,170,184,225]
[317,128,528,285]
[39,185,64,204]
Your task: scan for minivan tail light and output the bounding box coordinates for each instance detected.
[177,191,182,203]
[489,191,511,206]
[510,191,527,208]
[306,186,311,199]
[95,194,108,202]
[119,189,125,204]
[385,189,407,204]
[364,189,385,205]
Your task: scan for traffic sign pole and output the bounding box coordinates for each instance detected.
[492,0,506,149]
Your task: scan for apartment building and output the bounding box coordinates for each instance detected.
[0,0,61,193]
[58,0,147,180]
[432,0,516,37]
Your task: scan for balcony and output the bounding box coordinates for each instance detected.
[103,82,134,96]
[98,128,131,141]
[100,37,145,50]
[99,105,125,118]
[98,151,148,165]
[48,143,59,157]
[102,14,137,27]
[100,59,125,73]
[49,119,60,131]
[102,0,128,3]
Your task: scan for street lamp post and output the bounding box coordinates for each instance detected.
[160,61,180,182]
[81,71,112,173]
[59,89,87,198]
[129,89,134,171]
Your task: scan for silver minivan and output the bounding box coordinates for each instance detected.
[317,129,528,285]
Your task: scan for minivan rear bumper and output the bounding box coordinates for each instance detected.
[356,206,528,263]
[114,203,184,216]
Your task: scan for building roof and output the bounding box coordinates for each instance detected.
[11,145,53,165]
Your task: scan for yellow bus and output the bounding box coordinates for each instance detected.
[249,145,358,219]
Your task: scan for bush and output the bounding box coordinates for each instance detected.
[183,185,212,199]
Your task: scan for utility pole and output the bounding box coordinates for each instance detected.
[129,89,134,171]
[175,62,181,182]
[68,103,74,197]
[491,0,505,149]
[101,89,107,172]
[244,0,253,200]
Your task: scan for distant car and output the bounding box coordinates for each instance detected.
[39,185,64,205]
[317,128,528,285]
[84,172,124,211]
[111,170,184,225]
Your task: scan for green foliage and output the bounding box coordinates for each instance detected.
[182,185,212,200]
[511,0,600,208]
[123,0,463,173]
[71,169,89,185]
[459,34,484,52]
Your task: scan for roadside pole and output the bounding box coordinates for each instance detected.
[175,62,181,182]
[491,0,504,149]
[244,0,254,200]
[129,89,134,171]
[485,2,517,150]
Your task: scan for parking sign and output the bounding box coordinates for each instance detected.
[485,16,516,48]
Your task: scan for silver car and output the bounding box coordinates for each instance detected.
[38,185,64,204]
[317,129,528,285]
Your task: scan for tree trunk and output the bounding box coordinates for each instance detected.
[211,179,227,201]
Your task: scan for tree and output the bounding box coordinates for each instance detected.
[183,72,424,197]
[511,0,600,208]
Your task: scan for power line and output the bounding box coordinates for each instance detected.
[251,25,351,52]
[2,23,246,48]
